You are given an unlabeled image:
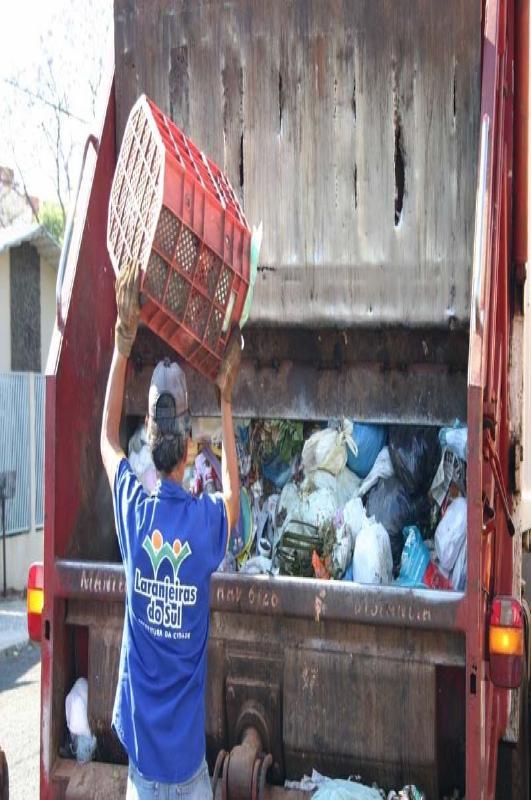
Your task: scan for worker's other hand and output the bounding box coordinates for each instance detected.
[216,326,243,404]
[115,261,141,358]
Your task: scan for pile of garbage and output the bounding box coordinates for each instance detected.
[128,417,468,591]
[285,769,463,799]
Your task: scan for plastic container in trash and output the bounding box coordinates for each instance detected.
[395,526,430,587]
[107,95,251,380]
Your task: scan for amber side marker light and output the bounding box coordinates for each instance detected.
[27,562,44,643]
[489,596,524,689]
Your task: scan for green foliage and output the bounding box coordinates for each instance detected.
[251,420,304,468]
[40,202,65,243]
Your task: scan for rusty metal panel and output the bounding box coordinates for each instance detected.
[88,628,126,763]
[126,326,469,424]
[211,574,467,633]
[56,560,467,634]
[206,610,464,792]
[283,649,437,794]
[114,0,481,327]
[63,571,465,792]
[66,601,127,764]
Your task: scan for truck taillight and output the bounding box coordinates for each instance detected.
[489,596,524,689]
[27,562,44,643]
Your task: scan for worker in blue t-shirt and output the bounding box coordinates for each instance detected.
[100,261,242,799]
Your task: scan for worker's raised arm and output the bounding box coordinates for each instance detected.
[100,262,141,487]
[216,328,243,530]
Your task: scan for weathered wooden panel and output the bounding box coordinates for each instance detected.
[114,1,480,326]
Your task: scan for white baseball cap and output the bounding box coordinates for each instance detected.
[148,359,191,435]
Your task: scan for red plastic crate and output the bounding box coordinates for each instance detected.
[107,95,251,380]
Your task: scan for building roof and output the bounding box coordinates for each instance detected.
[0,222,61,270]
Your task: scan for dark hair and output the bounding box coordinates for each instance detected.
[147,418,187,475]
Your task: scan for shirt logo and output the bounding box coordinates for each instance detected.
[143,529,192,576]
[134,530,197,635]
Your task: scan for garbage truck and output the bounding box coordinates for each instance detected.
[5,0,530,798]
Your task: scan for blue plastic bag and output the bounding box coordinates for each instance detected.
[342,562,354,581]
[346,422,388,478]
[262,454,293,489]
[395,525,430,587]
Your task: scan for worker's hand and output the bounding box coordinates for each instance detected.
[216,326,243,404]
[115,261,141,358]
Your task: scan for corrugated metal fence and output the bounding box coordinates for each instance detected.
[34,374,45,527]
[0,372,45,534]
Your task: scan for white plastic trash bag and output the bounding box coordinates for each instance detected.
[302,420,357,477]
[353,518,393,585]
[304,468,361,510]
[450,539,467,590]
[65,677,91,737]
[65,677,97,764]
[304,469,338,495]
[329,498,367,578]
[334,468,361,508]
[300,488,337,531]
[343,498,366,544]
[435,497,467,573]
[357,447,394,498]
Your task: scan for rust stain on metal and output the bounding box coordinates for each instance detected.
[314,588,327,622]
[302,665,318,694]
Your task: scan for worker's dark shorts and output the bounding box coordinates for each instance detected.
[126,759,212,800]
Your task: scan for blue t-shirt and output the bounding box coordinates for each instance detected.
[112,458,228,783]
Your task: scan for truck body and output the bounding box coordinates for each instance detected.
[9,1,531,798]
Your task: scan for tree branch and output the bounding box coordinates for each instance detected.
[3,77,88,124]
[10,148,41,225]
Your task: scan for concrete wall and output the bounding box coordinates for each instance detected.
[1,530,43,591]
[40,257,56,372]
[0,251,10,372]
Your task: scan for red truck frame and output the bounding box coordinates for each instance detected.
[2,0,527,798]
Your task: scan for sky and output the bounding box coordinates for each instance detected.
[0,0,112,203]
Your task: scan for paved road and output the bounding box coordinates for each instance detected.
[0,599,27,653]
[0,643,41,799]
